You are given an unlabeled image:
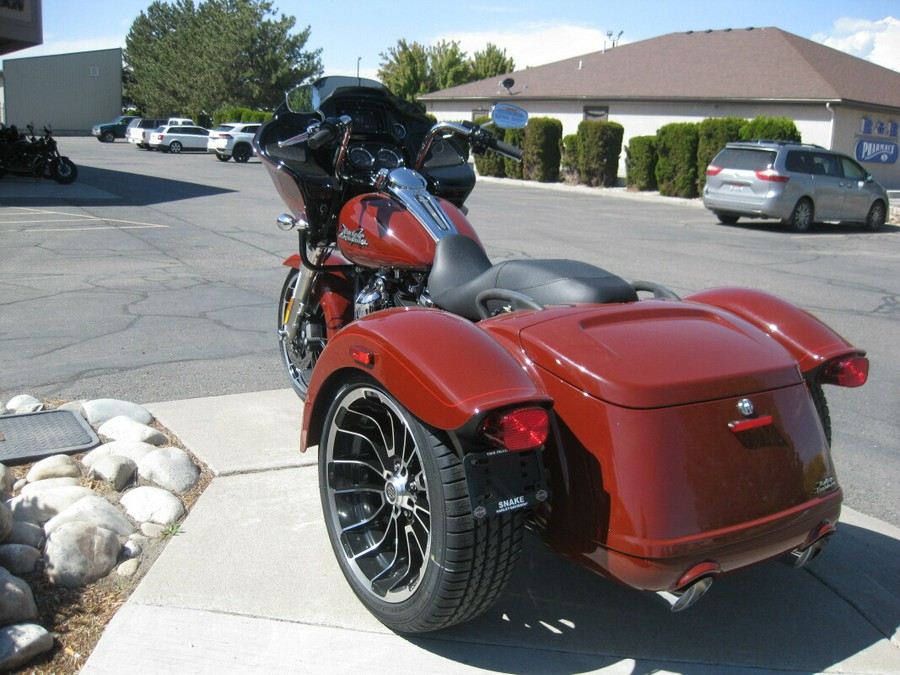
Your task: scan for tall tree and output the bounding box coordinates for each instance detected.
[428,40,470,91]
[377,39,431,104]
[124,0,322,116]
[471,43,515,81]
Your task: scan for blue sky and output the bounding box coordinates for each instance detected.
[4,0,900,77]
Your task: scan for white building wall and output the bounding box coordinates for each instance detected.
[424,98,900,189]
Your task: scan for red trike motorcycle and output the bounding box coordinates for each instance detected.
[253,76,869,633]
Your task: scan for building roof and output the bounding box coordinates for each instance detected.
[421,27,900,111]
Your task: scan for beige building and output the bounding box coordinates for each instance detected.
[2,48,124,133]
[421,27,900,189]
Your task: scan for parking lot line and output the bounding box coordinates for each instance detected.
[0,206,169,232]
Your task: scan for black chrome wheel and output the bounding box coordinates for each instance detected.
[319,377,525,633]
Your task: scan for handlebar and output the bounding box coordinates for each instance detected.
[414,121,524,171]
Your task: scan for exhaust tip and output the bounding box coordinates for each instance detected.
[791,533,832,568]
[656,576,714,612]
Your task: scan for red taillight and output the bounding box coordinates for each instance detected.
[706,164,723,176]
[220,133,233,139]
[755,168,790,183]
[482,407,549,451]
[350,345,374,367]
[820,356,869,388]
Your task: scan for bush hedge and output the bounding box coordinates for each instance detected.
[212,107,273,128]
[625,135,658,191]
[576,120,624,187]
[696,117,744,188]
[655,122,700,198]
[523,117,563,182]
[473,117,506,177]
[503,127,526,179]
[561,134,580,183]
[739,116,801,142]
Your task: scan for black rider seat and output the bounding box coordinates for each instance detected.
[427,234,638,320]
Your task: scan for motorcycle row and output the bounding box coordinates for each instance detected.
[0,123,78,184]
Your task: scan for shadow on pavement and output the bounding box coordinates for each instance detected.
[407,522,899,674]
[0,164,234,206]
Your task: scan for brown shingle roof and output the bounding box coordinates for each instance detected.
[421,27,900,109]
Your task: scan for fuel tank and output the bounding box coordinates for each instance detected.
[336,189,482,270]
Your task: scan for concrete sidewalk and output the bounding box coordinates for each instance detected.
[84,389,900,674]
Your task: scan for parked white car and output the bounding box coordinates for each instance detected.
[207,122,261,162]
[149,125,211,153]
[127,117,196,149]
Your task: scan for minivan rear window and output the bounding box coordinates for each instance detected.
[713,148,776,171]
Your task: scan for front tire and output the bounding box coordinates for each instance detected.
[865,201,886,232]
[716,213,739,225]
[232,144,252,163]
[101,131,116,143]
[319,378,524,633]
[787,198,814,232]
[278,268,326,398]
[51,158,78,184]
[216,153,230,162]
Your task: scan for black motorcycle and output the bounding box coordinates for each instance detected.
[0,124,78,184]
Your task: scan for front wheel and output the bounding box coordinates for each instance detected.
[716,213,739,225]
[865,201,886,232]
[101,131,116,143]
[278,268,326,398]
[216,154,230,162]
[51,158,78,184]
[319,378,524,633]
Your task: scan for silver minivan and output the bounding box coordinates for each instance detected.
[702,141,889,232]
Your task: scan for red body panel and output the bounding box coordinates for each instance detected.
[479,302,841,591]
[336,193,482,269]
[685,287,865,374]
[301,307,550,451]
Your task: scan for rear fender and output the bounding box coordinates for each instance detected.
[301,307,550,451]
[685,287,865,379]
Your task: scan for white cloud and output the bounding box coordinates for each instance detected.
[431,23,619,70]
[813,16,900,72]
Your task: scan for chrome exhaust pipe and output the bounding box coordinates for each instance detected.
[656,576,714,612]
[790,533,833,568]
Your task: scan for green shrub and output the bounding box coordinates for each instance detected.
[523,117,563,182]
[576,120,624,187]
[473,116,505,177]
[697,117,744,188]
[625,135,658,191]
[655,122,700,198]
[561,134,579,183]
[503,127,525,179]
[739,116,801,142]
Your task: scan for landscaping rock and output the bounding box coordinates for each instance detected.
[25,454,81,482]
[0,463,13,493]
[5,521,44,549]
[120,486,185,525]
[82,439,156,467]
[98,416,167,445]
[44,522,121,588]
[0,501,11,543]
[0,566,38,624]
[5,395,43,414]
[90,455,137,491]
[81,399,153,426]
[138,446,200,494]
[0,543,41,574]
[116,558,140,577]
[19,476,81,495]
[7,485,95,525]
[0,624,54,671]
[44,495,135,537]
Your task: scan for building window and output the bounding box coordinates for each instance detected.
[584,106,609,121]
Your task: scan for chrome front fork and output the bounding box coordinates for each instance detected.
[277,214,329,343]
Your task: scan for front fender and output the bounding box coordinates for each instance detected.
[301,307,550,451]
[685,287,865,375]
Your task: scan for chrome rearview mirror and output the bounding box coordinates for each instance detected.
[285,82,320,114]
[490,102,528,129]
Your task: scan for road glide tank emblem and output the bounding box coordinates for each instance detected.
[338,224,368,246]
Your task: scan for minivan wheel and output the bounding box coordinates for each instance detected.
[865,201,886,232]
[787,199,814,232]
[716,214,739,225]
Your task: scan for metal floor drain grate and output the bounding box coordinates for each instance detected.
[0,410,100,465]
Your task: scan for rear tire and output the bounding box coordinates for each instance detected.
[787,198,814,232]
[716,214,739,225]
[865,201,886,232]
[216,154,230,162]
[319,377,524,633]
[169,141,183,154]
